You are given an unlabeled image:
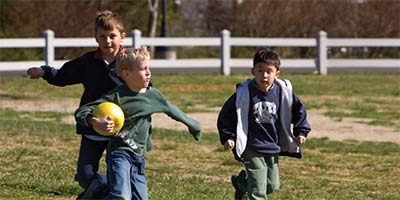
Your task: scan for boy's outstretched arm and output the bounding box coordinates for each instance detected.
[187,119,202,141]
[30,57,85,86]
[164,102,202,141]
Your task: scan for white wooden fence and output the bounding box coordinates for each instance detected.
[0,29,399,75]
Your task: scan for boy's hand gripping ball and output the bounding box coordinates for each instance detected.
[92,102,125,136]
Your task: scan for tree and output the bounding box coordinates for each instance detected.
[199,0,400,58]
[147,0,160,38]
[0,0,154,60]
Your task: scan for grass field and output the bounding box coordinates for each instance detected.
[0,73,399,199]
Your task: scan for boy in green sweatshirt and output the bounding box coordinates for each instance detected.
[75,47,202,200]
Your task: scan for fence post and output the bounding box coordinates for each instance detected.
[317,31,327,75]
[43,30,54,66]
[220,29,231,76]
[132,29,142,48]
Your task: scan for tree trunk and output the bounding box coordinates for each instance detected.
[147,0,159,57]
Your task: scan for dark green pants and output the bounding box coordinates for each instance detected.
[237,149,280,200]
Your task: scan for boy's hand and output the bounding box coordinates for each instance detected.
[224,139,235,151]
[188,121,203,141]
[88,116,115,134]
[190,128,202,141]
[27,67,44,79]
[296,135,306,144]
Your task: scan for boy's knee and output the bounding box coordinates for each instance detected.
[75,173,91,188]
[75,170,106,189]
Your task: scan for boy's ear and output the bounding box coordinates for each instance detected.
[276,70,280,77]
[251,67,255,75]
[119,69,129,79]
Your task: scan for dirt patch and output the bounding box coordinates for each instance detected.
[305,109,399,143]
[0,98,80,113]
[1,98,399,144]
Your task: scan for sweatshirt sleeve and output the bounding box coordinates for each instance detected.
[217,93,237,145]
[291,91,311,137]
[150,88,202,141]
[164,102,202,141]
[74,92,115,127]
[41,55,86,86]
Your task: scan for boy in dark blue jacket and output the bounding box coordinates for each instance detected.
[26,10,126,199]
[217,48,311,200]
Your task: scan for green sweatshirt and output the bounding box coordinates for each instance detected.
[75,85,202,156]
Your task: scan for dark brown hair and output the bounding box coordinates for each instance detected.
[95,10,124,33]
[253,48,281,70]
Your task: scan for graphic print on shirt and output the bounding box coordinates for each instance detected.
[253,96,277,124]
[116,121,139,150]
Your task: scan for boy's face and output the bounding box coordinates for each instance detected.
[95,27,126,58]
[251,63,280,91]
[123,59,151,91]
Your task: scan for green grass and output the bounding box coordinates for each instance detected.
[0,73,399,199]
[0,108,399,199]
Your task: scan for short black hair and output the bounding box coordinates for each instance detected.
[253,48,281,70]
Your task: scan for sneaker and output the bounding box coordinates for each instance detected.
[231,175,248,200]
[76,177,102,200]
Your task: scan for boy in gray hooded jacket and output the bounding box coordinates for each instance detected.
[217,48,311,200]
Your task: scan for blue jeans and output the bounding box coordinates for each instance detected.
[105,149,148,200]
[75,136,108,189]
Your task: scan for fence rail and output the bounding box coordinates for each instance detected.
[0,29,399,75]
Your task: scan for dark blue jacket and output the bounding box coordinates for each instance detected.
[217,79,311,159]
[41,48,124,136]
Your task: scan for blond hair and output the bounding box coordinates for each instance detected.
[116,47,150,74]
[95,10,124,33]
